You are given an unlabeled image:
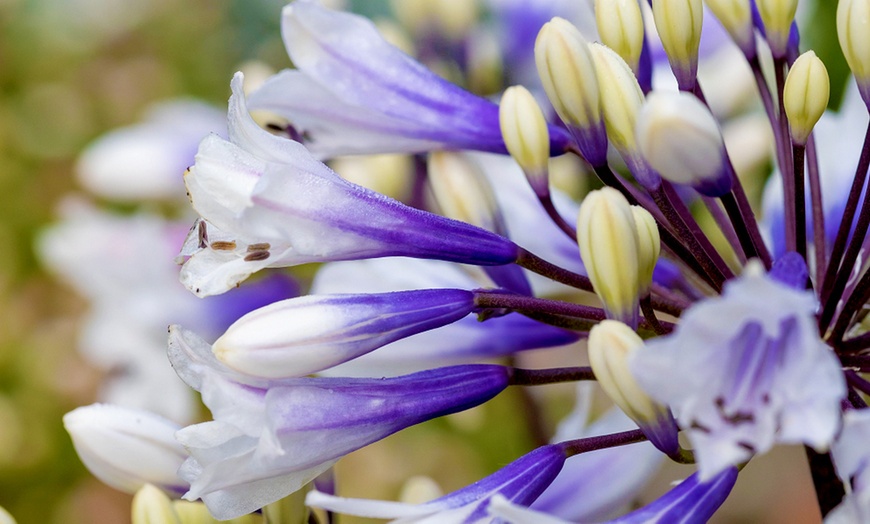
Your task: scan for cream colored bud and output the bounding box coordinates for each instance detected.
[652,0,704,88]
[535,18,602,131]
[172,501,262,524]
[132,485,181,524]
[428,152,507,235]
[704,0,754,53]
[755,0,798,58]
[594,0,645,71]
[588,321,668,425]
[632,206,661,295]
[784,51,830,145]
[499,86,550,195]
[588,43,644,155]
[838,0,870,98]
[0,506,15,524]
[636,90,732,196]
[577,188,640,325]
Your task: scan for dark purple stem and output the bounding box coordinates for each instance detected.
[559,429,647,457]
[539,193,578,241]
[509,366,596,386]
[514,248,593,292]
[702,196,747,263]
[820,123,870,305]
[793,143,808,261]
[806,133,826,286]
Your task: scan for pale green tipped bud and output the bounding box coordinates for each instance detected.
[172,501,263,524]
[588,321,679,455]
[594,0,645,72]
[499,86,551,195]
[577,188,640,326]
[428,152,507,236]
[588,43,644,155]
[0,506,15,524]
[631,206,661,296]
[636,90,732,197]
[704,0,754,54]
[588,321,661,423]
[132,484,181,524]
[535,18,602,131]
[838,0,870,101]
[652,0,704,89]
[756,0,798,58]
[784,51,830,146]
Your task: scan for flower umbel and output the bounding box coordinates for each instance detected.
[60,1,870,523]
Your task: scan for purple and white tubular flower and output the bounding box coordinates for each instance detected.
[179,73,526,297]
[246,0,571,158]
[60,1,870,523]
[209,289,477,378]
[168,326,513,520]
[307,444,567,524]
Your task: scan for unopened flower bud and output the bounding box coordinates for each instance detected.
[784,51,830,145]
[594,0,645,72]
[632,206,661,296]
[756,0,798,58]
[499,86,550,196]
[588,320,680,455]
[652,0,704,90]
[132,485,181,524]
[636,90,732,197]
[63,404,188,495]
[428,152,506,235]
[837,0,870,104]
[705,0,755,56]
[0,506,15,524]
[213,289,476,378]
[577,188,641,327]
[535,18,608,165]
[587,43,662,190]
[172,501,262,524]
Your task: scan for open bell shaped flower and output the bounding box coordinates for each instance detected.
[179,73,521,297]
[630,256,846,479]
[167,326,511,520]
[211,289,477,379]
[306,444,567,524]
[245,0,570,158]
[826,409,870,523]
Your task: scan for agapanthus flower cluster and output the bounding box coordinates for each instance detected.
[61,0,870,522]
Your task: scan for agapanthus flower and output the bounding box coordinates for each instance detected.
[246,0,572,158]
[62,1,870,522]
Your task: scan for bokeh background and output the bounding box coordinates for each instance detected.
[0,0,850,522]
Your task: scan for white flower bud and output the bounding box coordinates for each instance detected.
[594,0,645,72]
[837,0,870,103]
[588,43,644,156]
[636,90,732,197]
[652,0,704,89]
[535,18,602,132]
[704,0,755,55]
[0,506,15,524]
[755,0,798,58]
[132,485,181,524]
[428,152,506,235]
[577,188,640,326]
[588,321,679,455]
[499,86,550,195]
[63,404,187,495]
[784,51,830,145]
[632,206,661,296]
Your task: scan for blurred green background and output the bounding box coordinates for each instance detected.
[0,0,848,522]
